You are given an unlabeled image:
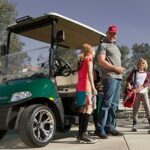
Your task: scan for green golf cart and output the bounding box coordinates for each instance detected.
[0,12,105,147]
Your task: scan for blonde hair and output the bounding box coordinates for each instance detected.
[79,43,93,61]
[78,43,94,70]
[137,58,148,71]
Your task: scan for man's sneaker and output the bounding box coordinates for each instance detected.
[132,125,137,132]
[76,135,81,142]
[94,130,98,136]
[77,132,97,144]
[94,131,108,139]
[107,129,124,136]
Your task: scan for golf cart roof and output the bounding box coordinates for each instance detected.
[7,12,106,49]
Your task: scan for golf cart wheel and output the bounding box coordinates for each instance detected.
[18,104,56,148]
[0,130,7,140]
[58,125,72,132]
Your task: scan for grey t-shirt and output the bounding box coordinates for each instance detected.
[97,42,122,79]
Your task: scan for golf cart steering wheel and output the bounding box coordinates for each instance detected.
[54,58,72,76]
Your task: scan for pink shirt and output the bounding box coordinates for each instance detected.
[76,56,93,92]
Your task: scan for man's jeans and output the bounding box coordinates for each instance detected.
[97,78,121,134]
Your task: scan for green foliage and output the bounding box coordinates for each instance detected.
[131,43,150,70]
[0,0,23,58]
[0,0,16,43]
[119,45,130,97]
[119,45,130,69]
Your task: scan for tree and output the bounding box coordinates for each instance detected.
[131,43,150,70]
[119,45,131,97]
[0,1,31,81]
[119,45,131,69]
[0,0,23,55]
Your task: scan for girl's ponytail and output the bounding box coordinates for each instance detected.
[77,54,84,70]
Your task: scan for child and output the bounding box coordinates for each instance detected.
[76,43,97,143]
[126,58,150,133]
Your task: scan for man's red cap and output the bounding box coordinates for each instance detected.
[107,25,118,33]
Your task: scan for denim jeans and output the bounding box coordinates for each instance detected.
[97,78,121,134]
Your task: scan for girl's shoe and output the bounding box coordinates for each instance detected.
[77,132,97,144]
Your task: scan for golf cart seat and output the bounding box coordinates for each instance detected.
[56,74,77,97]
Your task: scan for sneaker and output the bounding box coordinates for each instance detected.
[76,135,81,142]
[132,125,137,132]
[94,131,108,139]
[148,130,150,134]
[94,130,98,135]
[107,129,124,136]
[78,132,97,144]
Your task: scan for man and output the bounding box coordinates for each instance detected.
[96,25,126,139]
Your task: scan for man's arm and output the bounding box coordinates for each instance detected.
[97,54,126,74]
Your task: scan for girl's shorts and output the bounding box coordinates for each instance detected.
[76,91,92,107]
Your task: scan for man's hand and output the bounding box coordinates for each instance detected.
[114,66,126,74]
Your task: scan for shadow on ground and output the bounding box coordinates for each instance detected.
[0,129,80,149]
[0,131,28,149]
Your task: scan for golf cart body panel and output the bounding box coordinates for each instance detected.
[0,78,58,104]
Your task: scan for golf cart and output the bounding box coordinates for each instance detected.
[0,12,105,147]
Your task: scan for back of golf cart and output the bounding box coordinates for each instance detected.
[0,12,105,147]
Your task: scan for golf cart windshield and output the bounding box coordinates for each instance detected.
[0,45,79,82]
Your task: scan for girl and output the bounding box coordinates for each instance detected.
[76,43,97,143]
[126,58,150,133]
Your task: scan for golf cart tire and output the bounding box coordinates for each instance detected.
[18,104,56,148]
[0,130,7,140]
